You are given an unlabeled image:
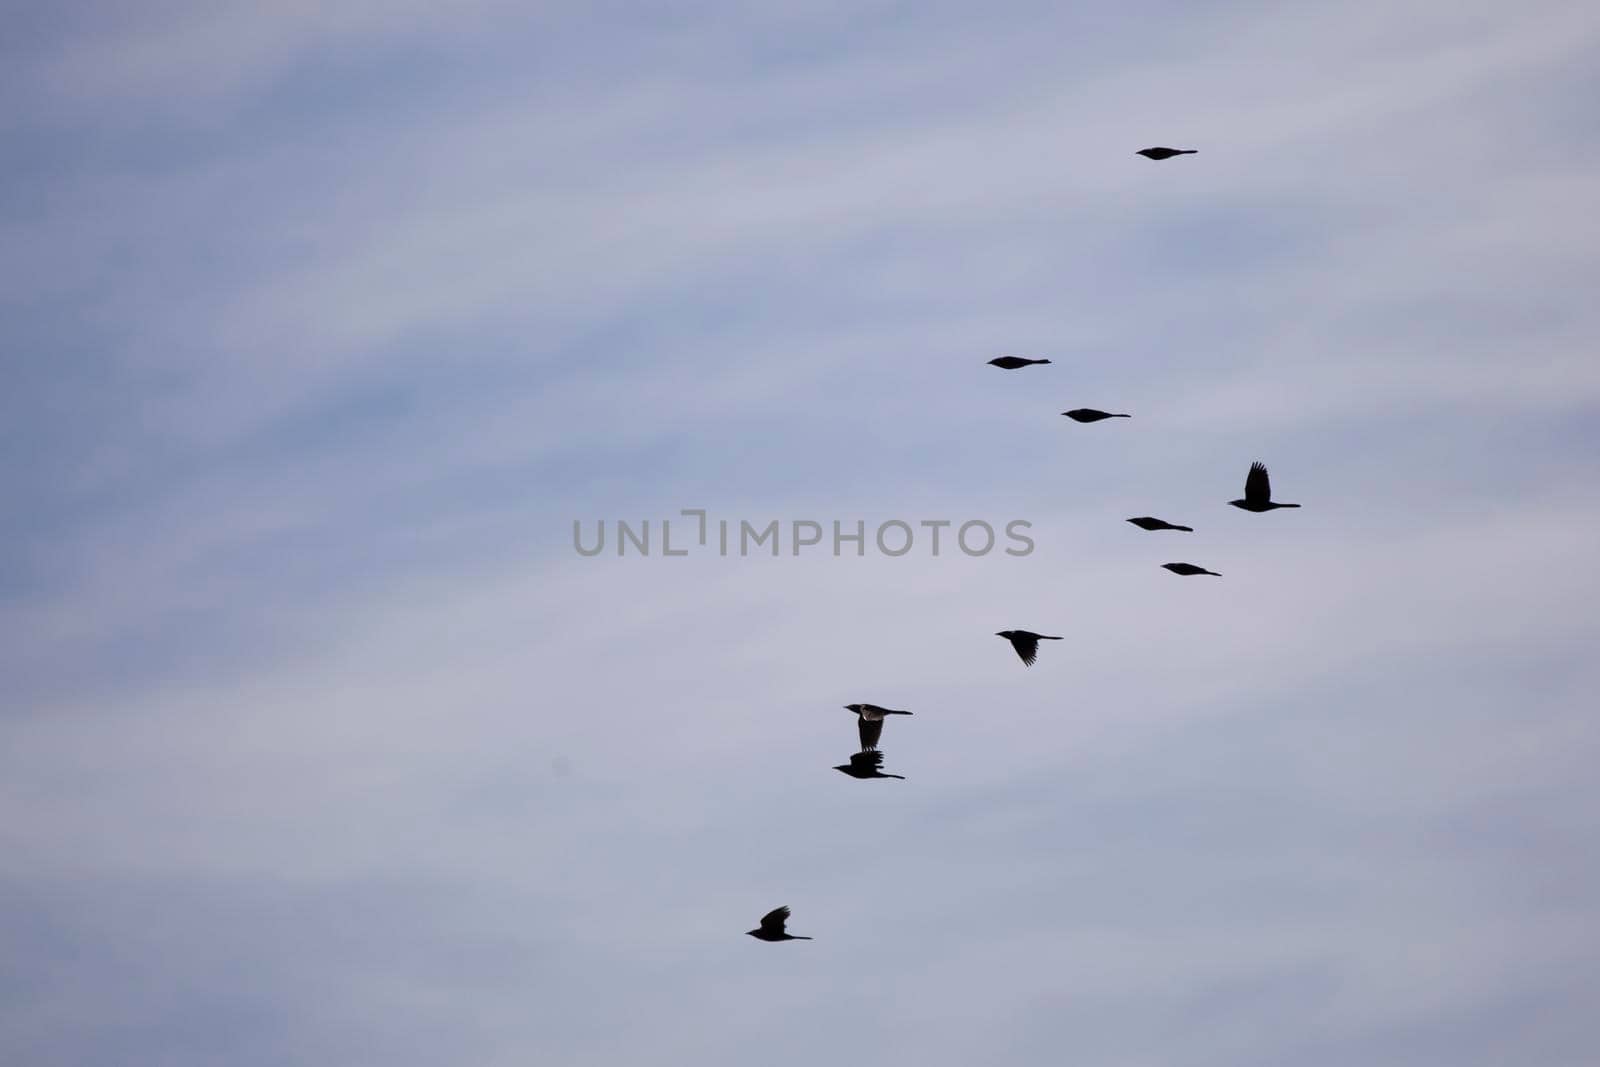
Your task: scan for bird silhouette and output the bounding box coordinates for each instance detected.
[1163,562,1221,577]
[1137,147,1197,160]
[1127,516,1193,532]
[833,749,906,780]
[996,629,1062,666]
[844,703,912,751]
[1062,408,1130,423]
[1229,461,1300,512]
[746,905,813,941]
[988,356,1052,370]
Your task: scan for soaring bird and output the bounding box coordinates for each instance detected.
[1163,562,1221,577]
[844,703,912,751]
[988,356,1052,370]
[1137,147,1197,160]
[1127,516,1193,532]
[1062,408,1131,423]
[746,905,813,942]
[1229,461,1300,512]
[996,629,1062,667]
[833,750,906,780]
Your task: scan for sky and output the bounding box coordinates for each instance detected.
[3,1,1600,1064]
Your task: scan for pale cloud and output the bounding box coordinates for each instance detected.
[3,1,1600,1065]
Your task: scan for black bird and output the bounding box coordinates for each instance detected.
[833,750,906,780]
[996,629,1062,667]
[1163,562,1221,577]
[746,905,813,942]
[1062,408,1130,423]
[1229,461,1300,512]
[1137,147,1197,160]
[1127,516,1193,532]
[844,703,912,751]
[988,356,1052,370]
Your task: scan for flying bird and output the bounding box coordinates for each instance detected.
[833,750,906,780]
[1229,461,1300,512]
[1137,147,1197,160]
[1127,516,1193,532]
[746,905,813,942]
[996,629,1062,667]
[1062,408,1130,423]
[844,703,912,751]
[1163,562,1221,577]
[988,356,1052,370]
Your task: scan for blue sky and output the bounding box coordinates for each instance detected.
[4,2,1600,1064]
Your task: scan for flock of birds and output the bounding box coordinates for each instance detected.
[746,145,1302,945]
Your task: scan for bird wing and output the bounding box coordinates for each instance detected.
[858,716,883,751]
[850,750,885,769]
[1245,462,1271,505]
[1011,633,1040,666]
[759,906,791,933]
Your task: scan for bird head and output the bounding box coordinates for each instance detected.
[995,630,1014,639]
[843,703,862,714]
[1227,498,1248,508]
[745,928,762,938]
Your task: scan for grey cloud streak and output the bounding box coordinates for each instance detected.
[3,0,1600,1065]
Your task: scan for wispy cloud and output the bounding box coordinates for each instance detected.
[4,1,1600,1064]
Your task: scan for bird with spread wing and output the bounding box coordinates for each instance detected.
[1127,516,1193,532]
[833,750,906,780]
[1061,408,1131,423]
[746,905,813,942]
[995,629,1062,667]
[843,703,912,751]
[1229,461,1300,512]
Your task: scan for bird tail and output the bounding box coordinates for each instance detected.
[1041,635,1064,641]
[1174,524,1194,532]
[1179,149,1198,154]
[792,935,814,940]
[1112,413,1131,418]
[1282,503,1301,508]
[1037,358,1053,364]
[885,774,906,780]
[885,709,913,716]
